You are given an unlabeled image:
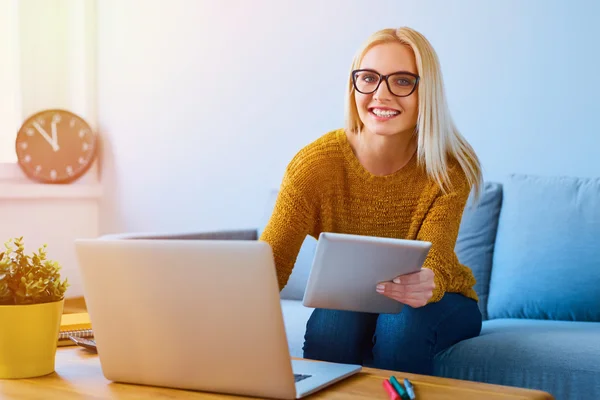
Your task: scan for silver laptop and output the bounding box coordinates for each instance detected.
[74,239,361,399]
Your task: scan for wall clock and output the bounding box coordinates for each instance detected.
[15,109,98,184]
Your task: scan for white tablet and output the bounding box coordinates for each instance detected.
[302,232,432,314]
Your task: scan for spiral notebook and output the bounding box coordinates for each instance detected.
[58,312,93,347]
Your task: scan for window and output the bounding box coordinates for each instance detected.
[0,0,97,166]
[0,0,20,163]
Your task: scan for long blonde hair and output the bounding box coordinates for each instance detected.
[344,27,482,200]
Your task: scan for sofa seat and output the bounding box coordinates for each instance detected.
[434,319,600,400]
[281,300,314,358]
[281,300,600,400]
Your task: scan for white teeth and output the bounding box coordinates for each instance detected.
[372,108,399,117]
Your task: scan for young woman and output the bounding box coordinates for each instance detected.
[260,26,483,375]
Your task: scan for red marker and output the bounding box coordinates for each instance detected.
[382,378,400,400]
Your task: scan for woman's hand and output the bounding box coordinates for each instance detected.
[376,268,435,308]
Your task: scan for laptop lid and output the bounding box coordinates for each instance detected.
[74,239,297,399]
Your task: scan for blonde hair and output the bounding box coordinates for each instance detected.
[344,27,482,200]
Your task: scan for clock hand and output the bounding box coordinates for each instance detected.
[32,121,60,152]
[51,116,59,145]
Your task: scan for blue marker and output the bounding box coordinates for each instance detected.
[403,378,416,399]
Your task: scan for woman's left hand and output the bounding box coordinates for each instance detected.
[376,268,435,308]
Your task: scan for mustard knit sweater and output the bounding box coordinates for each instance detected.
[259,128,478,304]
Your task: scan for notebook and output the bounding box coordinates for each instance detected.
[58,312,93,347]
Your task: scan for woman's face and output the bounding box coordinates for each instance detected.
[353,42,419,137]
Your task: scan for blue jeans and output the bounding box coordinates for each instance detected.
[302,293,482,375]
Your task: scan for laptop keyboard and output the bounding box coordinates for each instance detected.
[294,374,312,383]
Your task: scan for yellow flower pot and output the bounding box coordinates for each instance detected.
[0,299,64,379]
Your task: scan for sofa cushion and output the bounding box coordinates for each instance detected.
[434,318,600,400]
[259,190,316,301]
[487,174,600,321]
[455,182,503,320]
[280,299,314,358]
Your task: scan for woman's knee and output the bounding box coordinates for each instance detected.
[303,308,377,365]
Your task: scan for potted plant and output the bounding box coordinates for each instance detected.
[0,237,69,379]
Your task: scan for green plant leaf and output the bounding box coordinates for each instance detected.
[0,237,69,305]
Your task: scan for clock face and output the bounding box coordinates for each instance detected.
[15,109,98,184]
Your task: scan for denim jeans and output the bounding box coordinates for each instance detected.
[302,293,482,375]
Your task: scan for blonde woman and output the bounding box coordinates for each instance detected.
[260,27,483,375]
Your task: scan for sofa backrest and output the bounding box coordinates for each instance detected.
[455,182,503,319]
[486,174,600,322]
[260,183,504,320]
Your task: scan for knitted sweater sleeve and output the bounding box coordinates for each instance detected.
[417,168,473,303]
[259,158,318,290]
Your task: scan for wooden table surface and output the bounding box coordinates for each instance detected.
[0,298,553,399]
[0,346,553,400]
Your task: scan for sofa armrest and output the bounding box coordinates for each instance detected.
[99,229,258,241]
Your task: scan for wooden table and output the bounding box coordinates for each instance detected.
[0,346,553,399]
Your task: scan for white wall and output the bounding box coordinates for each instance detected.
[96,0,600,235]
[0,188,100,298]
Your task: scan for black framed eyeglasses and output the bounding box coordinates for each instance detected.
[352,69,420,97]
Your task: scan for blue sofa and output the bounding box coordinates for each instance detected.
[103,173,600,400]
[260,173,600,400]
